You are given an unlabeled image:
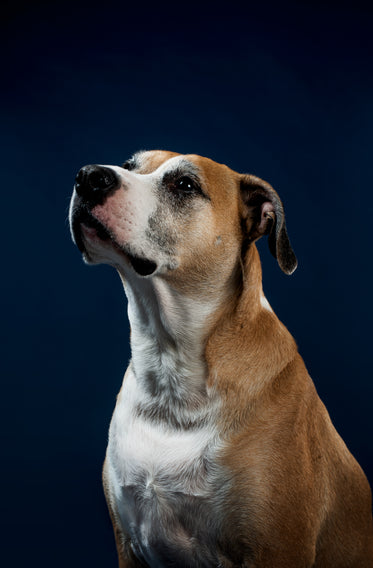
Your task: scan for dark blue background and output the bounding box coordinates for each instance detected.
[2,1,372,565]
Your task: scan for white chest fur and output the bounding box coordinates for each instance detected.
[106,368,225,567]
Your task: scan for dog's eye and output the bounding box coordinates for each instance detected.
[163,171,209,200]
[176,176,198,192]
[122,158,136,171]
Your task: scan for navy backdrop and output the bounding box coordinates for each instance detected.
[2,1,373,565]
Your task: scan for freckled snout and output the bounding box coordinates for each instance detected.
[75,165,120,202]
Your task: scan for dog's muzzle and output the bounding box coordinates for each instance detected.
[71,164,158,277]
[75,165,120,203]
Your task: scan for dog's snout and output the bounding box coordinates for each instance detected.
[75,165,119,200]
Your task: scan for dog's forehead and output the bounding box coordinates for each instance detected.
[133,150,239,191]
[132,150,181,173]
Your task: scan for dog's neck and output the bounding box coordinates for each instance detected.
[117,247,273,423]
[116,244,299,433]
[205,245,298,416]
[119,270,220,416]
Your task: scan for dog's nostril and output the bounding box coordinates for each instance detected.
[88,170,115,191]
[74,165,119,199]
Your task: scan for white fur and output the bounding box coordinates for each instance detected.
[108,368,220,496]
[127,277,218,399]
[106,356,224,564]
[106,268,225,563]
[260,292,273,312]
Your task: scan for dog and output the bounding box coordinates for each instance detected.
[69,150,373,567]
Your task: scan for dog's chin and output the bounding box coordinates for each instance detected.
[75,220,158,277]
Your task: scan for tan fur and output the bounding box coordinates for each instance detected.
[73,151,373,566]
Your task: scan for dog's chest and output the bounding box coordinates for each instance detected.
[106,371,225,567]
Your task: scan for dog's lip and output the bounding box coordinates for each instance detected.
[71,207,111,252]
[127,255,158,277]
[72,207,158,277]
[80,223,99,238]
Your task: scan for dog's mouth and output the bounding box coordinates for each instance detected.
[127,255,158,277]
[71,208,158,277]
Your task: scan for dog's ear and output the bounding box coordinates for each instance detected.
[240,174,297,275]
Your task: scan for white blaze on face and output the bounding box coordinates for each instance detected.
[91,165,158,252]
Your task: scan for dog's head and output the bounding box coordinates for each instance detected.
[69,150,297,290]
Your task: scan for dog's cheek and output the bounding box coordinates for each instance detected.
[170,215,218,274]
[145,210,178,256]
[170,211,242,293]
[143,201,202,264]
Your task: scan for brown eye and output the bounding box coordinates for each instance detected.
[162,170,209,201]
[122,158,136,171]
[176,176,197,192]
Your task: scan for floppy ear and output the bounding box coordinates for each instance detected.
[240,174,297,275]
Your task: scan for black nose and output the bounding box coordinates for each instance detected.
[75,165,119,200]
